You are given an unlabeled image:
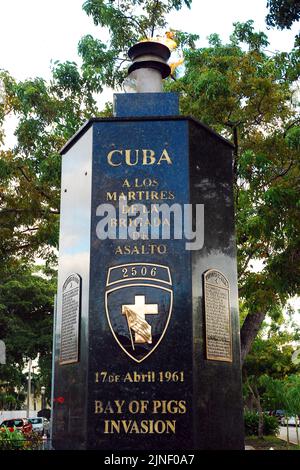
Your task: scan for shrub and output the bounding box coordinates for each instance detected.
[0,427,25,450]
[0,427,43,450]
[244,410,279,436]
[23,432,43,450]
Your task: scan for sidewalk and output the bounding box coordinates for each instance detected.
[278,426,299,445]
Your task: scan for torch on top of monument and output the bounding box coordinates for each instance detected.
[124,39,172,94]
[128,41,171,79]
[114,34,180,116]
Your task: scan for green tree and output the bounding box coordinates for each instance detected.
[79,0,196,89]
[243,317,300,437]
[266,0,300,29]
[0,67,101,264]
[168,20,300,361]
[261,374,300,446]
[0,262,56,406]
[285,375,300,445]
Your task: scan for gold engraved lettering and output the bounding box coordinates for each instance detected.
[152,400,187,414]
[114,244,167,256]
[103,419,176,434]
[157,149,172,165]
[106,191,175,202]
[107,149,173,167]
[94,400,125,414]
[107,149,122,166]
[125,149,138,166]
[142,149,155,165]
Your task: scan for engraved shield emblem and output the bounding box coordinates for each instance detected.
[105,263,173,363]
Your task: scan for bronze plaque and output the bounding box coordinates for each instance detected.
[60,273,81,365]
[204,269,232,362]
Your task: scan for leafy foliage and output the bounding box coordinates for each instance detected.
[83,0,192,46]
[266,0,300,29]
[79,0,195,88]
[0,427,43,450]
[260,375,300,419]
[261,374,300,445]
[0,66,99,265]
[0,262,56,404]
[168,20,300,355]
[244,331,300,381]
[242,317,300,442]
[244,410,279,436]
[0,427,25,450]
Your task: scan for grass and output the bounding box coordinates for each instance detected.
[245,435,300,450]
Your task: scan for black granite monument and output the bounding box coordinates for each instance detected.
[52,41,244,450]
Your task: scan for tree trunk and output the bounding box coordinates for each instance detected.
[247,382,264,438]
[286,416,290,449]
[240,311,266,364]
[257,396,264,439]
[295,420,299,446]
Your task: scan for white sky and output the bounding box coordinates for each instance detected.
[0,0,299,83]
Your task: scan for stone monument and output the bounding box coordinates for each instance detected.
[52,41,244,450]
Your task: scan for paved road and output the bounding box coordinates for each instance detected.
[279,426,299,445]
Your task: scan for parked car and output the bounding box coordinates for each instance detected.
[280,416,300,426]
[271,410,286,422]
[0,418,32,435]
[28,417,50,436]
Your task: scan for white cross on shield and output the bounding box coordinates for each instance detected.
[105,263,173,363]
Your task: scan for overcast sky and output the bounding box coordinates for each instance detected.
[0,0,299,82]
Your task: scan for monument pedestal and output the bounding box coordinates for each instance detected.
[52,93,244,450]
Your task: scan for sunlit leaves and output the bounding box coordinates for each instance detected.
[230,20,269,50]
[80,0,194,88]
[0,65,97,263]
[0,263,56,401]
[286,126,300,150]
[78,35,122,89]
[52,61,82,95]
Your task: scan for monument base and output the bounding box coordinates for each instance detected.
[52,93,244,450]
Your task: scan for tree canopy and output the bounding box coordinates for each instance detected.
[242,315,300,437]
[266,0,300,29]
[0,262,56,405]
[168,19,300,360]
[79,0,196,89]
